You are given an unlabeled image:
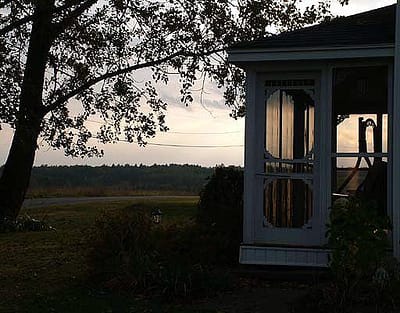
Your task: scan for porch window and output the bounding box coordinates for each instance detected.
[332,66,388,214]
[263,80,315,228]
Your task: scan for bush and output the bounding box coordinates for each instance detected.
[87,206,232,299]
[154,223,233,298]
[294,198,400,313]
[0,214,54,233]
[325,198,393,311]
[88,206,157,291]
[88,166,245,298]
[328,198,391,278]
[197,166,243,265]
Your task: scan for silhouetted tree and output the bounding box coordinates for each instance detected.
[0,0,332,219]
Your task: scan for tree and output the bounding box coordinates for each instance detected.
[0,0,332,220]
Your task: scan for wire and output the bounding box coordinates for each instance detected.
[167,130,241,135]
[144,142,243,148]
[85,119,242,135]
[33,119,244,150]
[117,138,243,148]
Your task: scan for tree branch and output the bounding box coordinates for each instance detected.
[53,0,98,35]
[0,14,34,36]
[0,0,92,37]
[45,48,224,113]
[13,0,31,14]
[0,0,13,10]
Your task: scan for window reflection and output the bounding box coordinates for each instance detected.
[264,179,313,228]
[265,89,314,160]
[264,85,315,228]
[336,114,388,154]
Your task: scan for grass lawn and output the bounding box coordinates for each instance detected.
[0,197,214,313]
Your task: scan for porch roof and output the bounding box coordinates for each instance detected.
[231,4,396,51]
[229,4,396,60]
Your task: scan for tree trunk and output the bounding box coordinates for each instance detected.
[0,119,41,219]
[0,1,55,220]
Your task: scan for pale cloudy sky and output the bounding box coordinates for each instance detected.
[0,0,396,167]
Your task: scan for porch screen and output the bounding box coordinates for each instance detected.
[332,66,388,214]
[263,80,315,228]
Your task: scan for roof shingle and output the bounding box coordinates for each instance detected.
[231,4,396,50]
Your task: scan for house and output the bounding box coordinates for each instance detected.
[228,3,400,267]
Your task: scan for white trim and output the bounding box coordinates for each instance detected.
[319,66,331,245]
[229,46,394,63]
[230,43,394,54]
[392,2,400,260]
[264,157,314,164]
[332,153,388,158]
[256,172,313,179]
[388,61,394,249]
[239,60,392,74]
[243,70,257,244]
[239,245,329,267]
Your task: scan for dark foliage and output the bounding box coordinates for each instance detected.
[88,207,156,291]
[197,166,244,264]
[327,198,391,280]
[325,198,393,312]
[88,206,233,299]
[294,198,398,313]
[27,164,214,194]
[0,214,54,233]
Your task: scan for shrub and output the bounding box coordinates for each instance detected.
[197,166,243,265]
[0,214,54,233]
[88,206,157,291]
[328,198,391,277]
[87,206,232,299]
[326,198,392,311]
[153,223,233,298]
[293,198,400,313]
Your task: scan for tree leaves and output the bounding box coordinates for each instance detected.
[0,0,335,157]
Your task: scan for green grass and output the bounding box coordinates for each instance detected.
[0,197,211,313]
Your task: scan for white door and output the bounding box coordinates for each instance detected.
[253,73,323,246]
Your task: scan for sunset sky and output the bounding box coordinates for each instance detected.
[0,0,396,167]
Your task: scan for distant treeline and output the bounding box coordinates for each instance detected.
[25,164,214,195]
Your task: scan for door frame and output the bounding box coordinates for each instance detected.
[252,71,323,246]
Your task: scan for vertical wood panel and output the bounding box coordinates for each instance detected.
[393,2,400,259]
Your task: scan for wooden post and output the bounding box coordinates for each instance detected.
[393,0,400,260]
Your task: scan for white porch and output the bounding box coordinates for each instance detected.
[229,4,400,267]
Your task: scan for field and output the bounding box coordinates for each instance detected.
[0,197,204,313]
[26,187,197,198]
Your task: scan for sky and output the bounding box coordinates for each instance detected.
[0,0,396,168]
